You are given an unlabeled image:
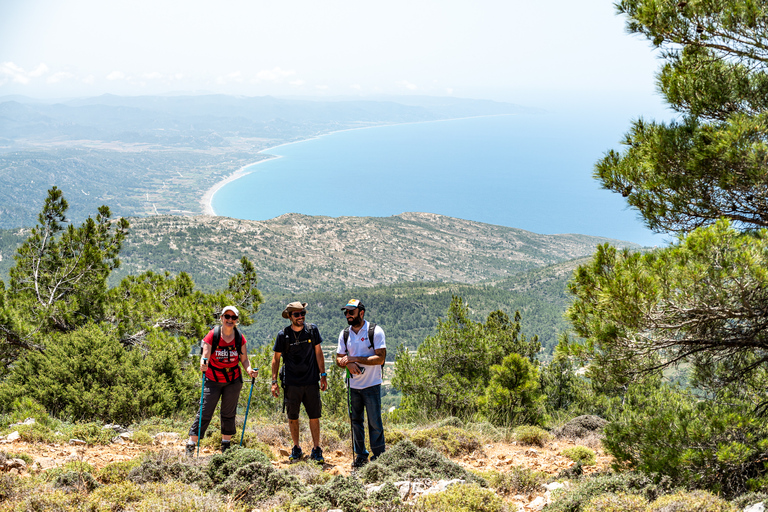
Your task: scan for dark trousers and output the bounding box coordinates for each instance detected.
[189,378,243,438]
[350,384,385,458]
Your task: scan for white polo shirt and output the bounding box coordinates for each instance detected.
[336,320,386,390]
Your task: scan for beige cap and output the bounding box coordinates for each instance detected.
[282,301,308,319]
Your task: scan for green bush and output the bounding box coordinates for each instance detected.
[410,426,481,456]
[358,439,485,485]
[97,458,142,484]
[67,422,118,445]
[291,474,365,512]
[584,492,647,512]
[2,397,57,428]
[562,446,597,466]
[480,352,545,427]
[54,470,100,493]
[475,466,547,495]
[513,425,552,446]
[0,323,196,424]
[86,482,146,511]
[604,384,768,496]
[546,472,677,512]
[287,461,332,486]
[11,422,59,443]
[2,451,33,466]
[206,446,271,486]
[414,483,504,512]
[217,461,304,507]
[647,490,736,511]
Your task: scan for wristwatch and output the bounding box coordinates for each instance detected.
[272,379,278,385]
[320,372,327,377]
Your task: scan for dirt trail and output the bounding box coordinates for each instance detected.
[3,436,611,510]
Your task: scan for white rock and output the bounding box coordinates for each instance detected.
[528,496,547,511]
[6,431,20,442]
[745,503,765,512]
[10,417,35,428]
[543,482,566,492]
[69,438,87,445]
[5,458,27,470]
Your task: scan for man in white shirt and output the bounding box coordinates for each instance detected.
[336,299,386,468]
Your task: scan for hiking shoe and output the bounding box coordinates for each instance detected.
[289,445,303,463]
[221,441,231,453]
[185,442,196,457]
[310,446,325,464]
[352,455,368,469]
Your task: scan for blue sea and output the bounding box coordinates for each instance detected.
[212,112,668,247]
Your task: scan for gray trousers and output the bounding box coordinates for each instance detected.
[189,377,243,438]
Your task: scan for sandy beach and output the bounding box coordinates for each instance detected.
[200,154,281,215]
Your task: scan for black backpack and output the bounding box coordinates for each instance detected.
[342,322,384,368]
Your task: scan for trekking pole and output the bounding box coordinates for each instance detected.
[346,367,355,467]
[240,376,256,447]
[197,358,207,458]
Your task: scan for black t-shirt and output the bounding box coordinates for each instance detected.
[273,323,323,386]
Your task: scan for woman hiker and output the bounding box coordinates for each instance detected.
[186,305,258,455]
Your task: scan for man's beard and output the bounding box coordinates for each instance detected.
[347,316,362,327]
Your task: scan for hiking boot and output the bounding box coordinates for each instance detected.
[370,453,381,463]
[352,455,368,469]
[185,442,196,457]
[221,440,231,453]
[289,445,303,463]
[310,446,324,465]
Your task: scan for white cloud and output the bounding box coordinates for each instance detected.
[0,62,49,85]
[82,75,95,84]
[106,71,126,80]
[445,87,454,95]
[396,80,418,91]
[47,71,73,84]
[289,79,305,86]
[253,67,296,82]
[216,71,243,85]
[350,84,361,90]
[143,72,163,80]
[315,84,328,90]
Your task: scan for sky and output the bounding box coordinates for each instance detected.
[0,0,665,110]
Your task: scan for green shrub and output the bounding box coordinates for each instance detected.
[128,450,211,489]
[287,461,333,485]
[414,483,504,512]
[206,446,271,486]
[546,472,677,512]
[584,493,647,512]
[731,492,768,510]
[54,470,101,493]
[130,430,154,445]
[562,446,597,465]
[604,384,768,496]
[97,458,142,484]
[2,451,33,466]
[647,490,736,511]
[385,428,407,446]
[513,425,552,446]
[217,461,304,507]
[12,422,58,443]
[0,323,196,424]
[411,426,481,456]
[480,353,545,427]
[66,422,116,445]
[476,466,547,495]
[292,474,365,512]
[358,439,485,485]
[1,397,57,428]
[86,482,146,511]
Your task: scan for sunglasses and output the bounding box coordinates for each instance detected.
[343,309,357,316]
[222,314,238,320]
[291,311,306,317]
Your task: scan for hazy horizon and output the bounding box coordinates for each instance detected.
[1,0,664,113]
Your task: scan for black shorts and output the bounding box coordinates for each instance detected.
[285,383,322,420]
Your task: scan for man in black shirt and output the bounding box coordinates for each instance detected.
[271,301,328,464]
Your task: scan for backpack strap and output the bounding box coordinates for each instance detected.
[210,325,242,356]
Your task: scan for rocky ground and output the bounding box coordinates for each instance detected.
[1,429,611,511]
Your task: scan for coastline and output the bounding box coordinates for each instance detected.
[201,114,513,216]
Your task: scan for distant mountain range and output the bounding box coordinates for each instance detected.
[0,93,536,229]
[0,211,635,353]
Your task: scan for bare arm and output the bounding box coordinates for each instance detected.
[270,352,281,397]
[315,344,328,391]
[239,350,258,378]
[348,348,386,366]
